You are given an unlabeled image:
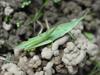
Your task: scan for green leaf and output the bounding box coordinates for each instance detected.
[88,61,100,75]
[53,0,61,3]
[32,10,43,23]
[21,0,31,8]
[14,16,85,51]
[84,32,94,42]
[31,0,49,22]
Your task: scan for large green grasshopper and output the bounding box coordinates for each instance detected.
[15,15,85,51]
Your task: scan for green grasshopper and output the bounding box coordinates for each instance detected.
[15,13,86,52]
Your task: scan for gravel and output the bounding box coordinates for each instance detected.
[0,0,100,75]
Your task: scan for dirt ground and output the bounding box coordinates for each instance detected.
[0,0,100,75]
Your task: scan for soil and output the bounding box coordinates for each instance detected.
[0,0,100,75]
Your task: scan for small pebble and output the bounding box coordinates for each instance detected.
[3,22,12,31]
[4,6,14,16]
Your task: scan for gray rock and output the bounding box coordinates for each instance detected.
[44,62,54,75]
[3,22,12,31]
[35,71,44,75]
[1,63,26,75]
[28,55,41,69]
[41,47,53,60]
[4,6,13,16]
[52,36,69,56]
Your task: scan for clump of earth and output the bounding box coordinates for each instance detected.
[0,0,100,75]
